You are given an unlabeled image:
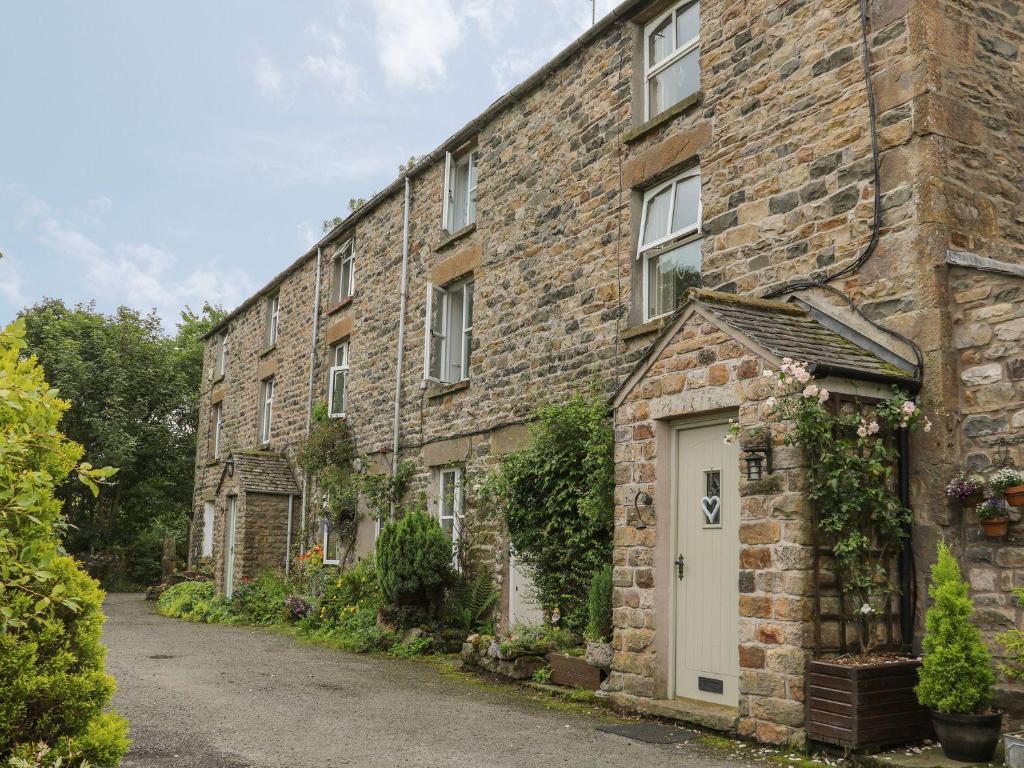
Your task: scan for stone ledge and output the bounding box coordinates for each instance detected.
[258,344,277,359]
[426,378,470,400]
[435,223,477,252]
[326,295,353,315]
[607,691,739,733]
[622,317,666,340]
[623,91,704,145]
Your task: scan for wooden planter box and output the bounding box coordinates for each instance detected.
[547,652,604,691]
[806,658,931,751]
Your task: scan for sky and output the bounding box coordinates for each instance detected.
[0,0,618,332]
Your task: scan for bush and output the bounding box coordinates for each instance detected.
[441,572,498,635]
[480,395,614,632]
[997,588,1024,681]
[317,558,382,627]
[498,623,578,657]
[284,595,312,622]
[585,564,614,642]
[229,572,288,625]
[916,542,995,714]
[156,581,231,624]
[376,511,453,626]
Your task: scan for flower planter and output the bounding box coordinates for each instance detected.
[805,658,930,751]
[1005,485,1024,507]
[982,517,1010,538]
[930,710,1003,763]
[962,491,985,508]
[1005,732,1024,768]
[547,651,604,691]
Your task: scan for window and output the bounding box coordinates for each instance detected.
[424,278,474,383]
[212,403,223,460]
[259,377,274,445]
[331,240,355,304]
[328,341,349,418]
[443,149,478,232]
[201,501,215,558]
[644,0,700,120]
[638,166,702,320]
[265,294,279,347]
[215,334,227,378]
[322,521,341,565]
[437,466,463,569]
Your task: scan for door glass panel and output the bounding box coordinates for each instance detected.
[702,469,721,526]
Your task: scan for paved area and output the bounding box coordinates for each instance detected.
[104,593,777,768]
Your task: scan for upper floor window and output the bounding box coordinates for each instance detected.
[331,240,355,304]
[443,149,478,232]
[328,341,349,418]
[644,0,700,120]
[259,377,274,445]
[215,334,227,379]
[425,277,474,384]
[638,166,702,320]
[437,465,463,569]
[265,294,280,348]
[212,402,223,460]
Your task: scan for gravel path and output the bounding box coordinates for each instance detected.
[104,593,774,768]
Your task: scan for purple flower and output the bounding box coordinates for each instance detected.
[945,472,985,501]
[284,595,312,621]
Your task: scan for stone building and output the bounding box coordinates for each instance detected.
[190,0,1023,746]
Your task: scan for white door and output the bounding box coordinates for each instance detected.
[508,556,545,626]
[673,420,740,706]
[224,496,238,598]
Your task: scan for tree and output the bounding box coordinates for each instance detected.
[0,319,128,766]
[18,299,224,586]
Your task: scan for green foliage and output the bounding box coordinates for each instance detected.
[916,542,994,714]
[585,564,614,642]
[316,558,382,626]
[442,572,498,635]
[297,411,360,564]
[155,581,231,624]
[531,665,552,683]
[387,635,433,658]
[498,623,578,657]
[479,395,614,632]
[229,572,287,625]
[375,511,453,625]
[18,300,224,587]
[764,362,927,654]
[358,459,418,526]
[0,320,128,766]
[996,588,1024,681]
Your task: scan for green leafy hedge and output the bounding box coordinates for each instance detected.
[376,511,453,626]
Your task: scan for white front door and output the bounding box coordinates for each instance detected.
[224,496,238,598]
[673,420,740,706]
[508,556,545,626]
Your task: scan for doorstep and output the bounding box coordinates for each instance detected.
[607,692,739,733]
[854,743,1003,768]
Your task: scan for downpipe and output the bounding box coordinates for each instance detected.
[300,245,324,558]
[390,177,412,519]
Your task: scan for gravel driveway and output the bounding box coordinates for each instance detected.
[104,593,774,768]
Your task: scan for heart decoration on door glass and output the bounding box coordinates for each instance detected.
[701,495,721,526]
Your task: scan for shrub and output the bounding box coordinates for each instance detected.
[585,564,614,642]
[498,623,577,657]
[284,595,312,622]
[997,588,1024,681]
[156,581,231,624]
[480,395,614,632]
[229,571,287,625]
[376,511,453,626]
[916,541,994,714]
[441,572,498,635]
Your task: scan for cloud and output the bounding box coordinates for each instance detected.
[303,20,362,102]
[297,222,320,249]
[254,50,284,97]
[0,255,29,309]
[370,0,465,89]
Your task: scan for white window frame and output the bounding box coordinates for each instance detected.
[644,0,701,121]
[442,149,478,232]
[437,466,463,570]
[212,402,223,460]
[215,334,227,378]
[201,500,215,558]
[423,278,474,384]
[322,520,341,566]
[266,294,280,347]
[259,377,274,445]
[331,239,355,304]
[637,166,703,321]
[327,341,349,418]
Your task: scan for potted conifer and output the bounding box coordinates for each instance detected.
[916,542,1002,763]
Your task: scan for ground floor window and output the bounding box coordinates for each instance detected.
[201,501,214,558]
[322,521,342,565]
[436,466,463,569]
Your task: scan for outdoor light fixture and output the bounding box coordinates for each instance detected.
[633,490,655,529]
[742,435,773,482]
[226,457,235,477]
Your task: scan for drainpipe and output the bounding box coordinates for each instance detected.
[285,494,293,576]
[390,177,412,518]
[898,427,914,652]
[300,246,324,556]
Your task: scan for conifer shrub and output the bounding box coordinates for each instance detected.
[585,564,614,642]
[375,510,453,626]
[916,541,995,714]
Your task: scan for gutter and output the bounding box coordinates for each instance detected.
[390,177,412,518]
[807,362,922,392]
[299,246,324,555]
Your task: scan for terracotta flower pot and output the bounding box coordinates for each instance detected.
[1005,484,1024,507]
[982,517,1010,538]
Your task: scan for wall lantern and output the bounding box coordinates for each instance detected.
[225,457,235,477]
[742,436,773,482]
[633,490,655,529]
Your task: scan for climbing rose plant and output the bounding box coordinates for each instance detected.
[748,359,929,654]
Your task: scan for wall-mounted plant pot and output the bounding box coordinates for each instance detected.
[982,517,1010,538]
[930,710,1003,763]
[547,651,604,691]
[806,658,930,751]
[1005,485,1024,507]
[962,491,985,507]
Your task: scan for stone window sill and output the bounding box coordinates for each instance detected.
[326,295,353,316]
[426,378,470,400]
[211,374,225,387]
[623,91,704,145]
[259,344,276,358]
[206,458,220,467]
[621,317,666,341]
[435,223,476,251]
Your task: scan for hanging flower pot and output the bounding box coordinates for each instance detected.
[976,498,1010,538]
[990,468,1024,508]
[982,517,1010,538]
[1005,484,1024,508]
[945,472,986,508]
